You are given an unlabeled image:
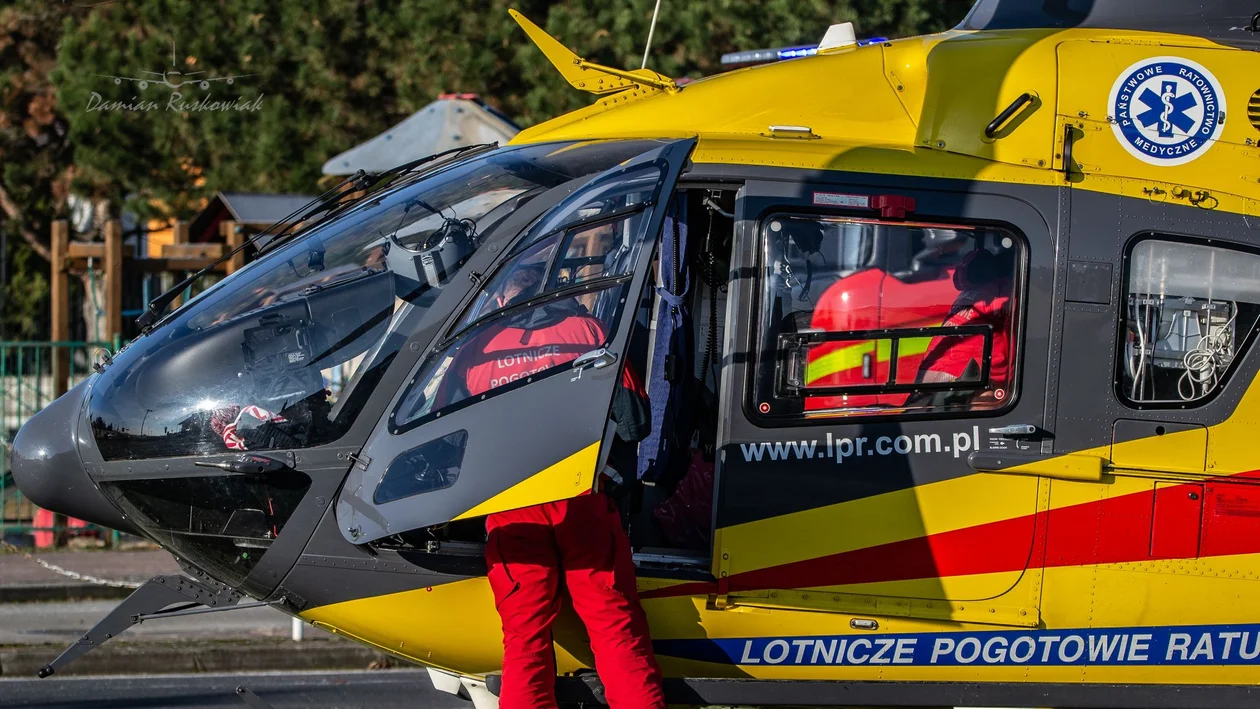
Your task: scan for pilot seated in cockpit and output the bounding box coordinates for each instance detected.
[913,246,1015,408]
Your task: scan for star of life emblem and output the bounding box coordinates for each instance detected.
[1109,56,1226,166]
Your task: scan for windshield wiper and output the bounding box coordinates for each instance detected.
[257,143,496,259]
[135,142,498,334]
[376,142,497,186]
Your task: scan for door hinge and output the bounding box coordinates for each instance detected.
[347,452,372,471]
[712,548,732,610]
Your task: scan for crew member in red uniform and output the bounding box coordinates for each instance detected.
[448,264,665,709]
[916,247,1015,405]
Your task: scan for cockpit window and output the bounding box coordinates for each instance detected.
[755,214,1024,421]
[387,162,666,432]
[87,140,662,460]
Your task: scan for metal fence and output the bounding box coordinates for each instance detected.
[1,340,116,546]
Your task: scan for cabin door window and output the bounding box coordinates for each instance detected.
[754,214,1025,420]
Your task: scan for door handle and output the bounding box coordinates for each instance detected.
[571,348,618,381]
[989,424,1039,438]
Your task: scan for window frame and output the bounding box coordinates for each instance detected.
[1114,231,1260,411]
[545,206,651,291]
[384,157,673,437]
[372,429,469,504]
[748,208,1028,426]
[448,203,652,339]
[441,161,666,345]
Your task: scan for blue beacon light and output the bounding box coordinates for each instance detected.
[721,37,890,66]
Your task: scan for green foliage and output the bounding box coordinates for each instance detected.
[2,0,972,339]
[0,0,77,340]
[51,0,971,223]
[1,239,48,340]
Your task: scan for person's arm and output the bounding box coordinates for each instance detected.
[611,361,651,443]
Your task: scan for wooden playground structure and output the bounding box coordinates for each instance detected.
[2,216,255,547]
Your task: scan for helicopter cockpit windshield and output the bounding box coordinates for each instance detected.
[86,140,661,462]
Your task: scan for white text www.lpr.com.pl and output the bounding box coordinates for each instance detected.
[739,426,982,464]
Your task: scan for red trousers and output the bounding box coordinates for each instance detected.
[486,492,665,709]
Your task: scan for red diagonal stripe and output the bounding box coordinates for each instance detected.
[642,473,1260,600]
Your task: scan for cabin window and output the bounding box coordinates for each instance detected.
[1119,238,1260,406]
[373,430,469,504]
[753,214,1023,421]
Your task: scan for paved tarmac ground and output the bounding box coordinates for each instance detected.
[0,549,179,588]
[0,600,329,645]
[0,670,469,709]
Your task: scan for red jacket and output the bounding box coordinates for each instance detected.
[458,314,607,397]
[919,281,1011,384]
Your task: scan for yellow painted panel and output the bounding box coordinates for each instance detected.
[915,32,1060,169]
[511,27,1257,216]
[453,441,600,520]
[718,470,1039,603]
[1111,424,1207,473]
[303,557,1260,684]
[1057,40,1260,184]
[303,579,503,675]
[515,41,918,151]
[1038,554,1260,677]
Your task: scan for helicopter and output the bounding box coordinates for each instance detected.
[11,0,1260,706]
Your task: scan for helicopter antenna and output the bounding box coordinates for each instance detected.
[641,0,663,69]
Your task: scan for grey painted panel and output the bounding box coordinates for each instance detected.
[339,360,624,542]
[1053,307,1121,450]
[1112,419,1206,446]
[1054,189,1260,455]
[8,380,140,536]
[1066,260,1113,305]
[271,486,481,607]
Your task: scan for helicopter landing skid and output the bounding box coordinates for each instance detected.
[36,573,244,678]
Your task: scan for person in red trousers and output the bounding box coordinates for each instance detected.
[449,264,665,709]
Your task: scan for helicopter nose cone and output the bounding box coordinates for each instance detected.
[9,381,139,536]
